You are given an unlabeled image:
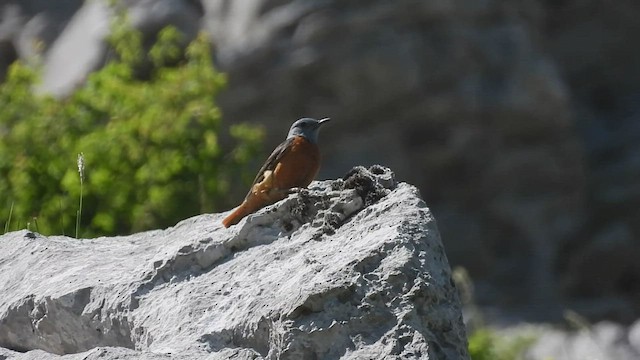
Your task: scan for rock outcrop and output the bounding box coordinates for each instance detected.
[525,320,640,360]
[1,0,639,323]
[0,167,469,359]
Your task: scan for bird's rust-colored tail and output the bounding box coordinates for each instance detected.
[222,202,252,228]
[222,172,289,228]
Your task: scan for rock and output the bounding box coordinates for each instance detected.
[0,0,83,64]
[525,321,640,360]
[38,0,203,96]
[37,0,111,96]
[0,167,469,359]
[0,346,19,360]
[629,318,640,354]
[560,222,640,321]
[1,0,639,323]
[543,0,640,316]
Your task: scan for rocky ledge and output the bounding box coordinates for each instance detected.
[0,166,468,359]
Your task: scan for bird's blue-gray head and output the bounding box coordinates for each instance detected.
[287,117,330,144]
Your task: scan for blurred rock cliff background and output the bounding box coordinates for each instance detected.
[1,0,639,327]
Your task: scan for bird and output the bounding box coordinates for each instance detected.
[222,117,330,228]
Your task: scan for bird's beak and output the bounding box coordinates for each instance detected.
[318,118,330,125]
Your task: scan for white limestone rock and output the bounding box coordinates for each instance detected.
[524,321,640,360]
[0,166,468,359]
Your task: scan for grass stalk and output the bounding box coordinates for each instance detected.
[76,153,85,239]
[4,202,14,234]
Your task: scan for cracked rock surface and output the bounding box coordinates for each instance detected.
[0,166,468,359]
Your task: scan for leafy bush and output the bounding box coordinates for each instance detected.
[0,21,263,237]
[468,328,537,360]
[453,267,538,360]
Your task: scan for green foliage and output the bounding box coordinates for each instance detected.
[453,267,538,360]
[468,328,537,360]
[0,21,263,237]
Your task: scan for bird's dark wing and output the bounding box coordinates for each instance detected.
[248,137,294,189]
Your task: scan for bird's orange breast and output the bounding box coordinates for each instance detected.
[273,136,320,190]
